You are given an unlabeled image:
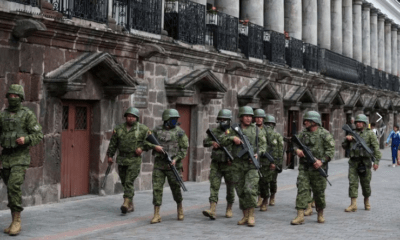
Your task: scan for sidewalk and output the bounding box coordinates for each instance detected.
[0,147,398,240]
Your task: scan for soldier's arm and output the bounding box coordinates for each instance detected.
[370,132,382,165]
[276,134,284,166]
[25,112,43,146]
[258,130,267,156]
[141,126,154,152]
[292,131,303,153]
[323,133,335,163]
[106,127,119,158]
[176,131,189,161]
[203,134,213,147]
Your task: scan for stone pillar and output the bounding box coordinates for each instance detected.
[265,0,284,32]
[317,0,331,49]
[214,0,239,18]
[331,0,342,54]
[241,0,264,26]
[378,14,386,70]
[284,0,302,39]
[302,0,318,45]
[352,0,362,62]
[385,18,393,73]
[342,0,353,58]
[362,2,371,65]
[392,25,398,75]
[370,7,379,69]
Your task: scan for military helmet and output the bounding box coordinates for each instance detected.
[217,109,232,120]
[238,106,254,118]
[355,114,368,125]
[162,109,180,121]
[124,107,140,119]
[6,84,25,101]
[253,109,266,118]
[264,114,276,124]
[303,111,321,126]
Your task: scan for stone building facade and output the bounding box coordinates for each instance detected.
[0,0,399,209]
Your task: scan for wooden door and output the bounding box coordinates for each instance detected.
[61,102,91,198]
[176,105,191,181]
[321,113,330,131]
[286,111,299,169]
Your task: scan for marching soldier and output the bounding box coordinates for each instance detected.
[202,109,236,219]
[342,114,381,212]
[0,84,43,236]
[106,107,152,214]
[291,111,335,225]
[148,109,189,224]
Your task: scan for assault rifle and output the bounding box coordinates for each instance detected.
[231,123,263,177]
[101,164,112,190]
[146,134,188,191]
[342,124,377,163]
[262,151,281,172]
[206,129,234,161]
[292,135,332,186]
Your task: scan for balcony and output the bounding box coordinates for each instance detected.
[50,0,108,23]
[319,49,359,84]
[303,43,319,72]
[285,37,303,69]
[238,22,263,59]
[205,11,238,52]
[263,30,285,66]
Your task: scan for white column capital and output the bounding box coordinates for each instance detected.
[353,0,363,5]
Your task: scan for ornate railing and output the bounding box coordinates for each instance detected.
[51,0,108,23]
[238,22,263,59]
[303,43,319,72]
[112,0,162,34]
[205,12,238,52]
[8,0,38,7]
[285,37,303,69]
[318,49,359,83]
[164,0,205,44]
[371,68,379,88]
[263,30,285,65]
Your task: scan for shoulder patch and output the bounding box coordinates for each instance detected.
[33,125,40,131]
[178,130,185,137]
[225,130,230,135]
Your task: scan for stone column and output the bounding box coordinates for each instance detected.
[214,0,240,18]
[378,14,386,70]
[352,0,362,62]
[362,2,371,65]
[284,0,302,39]
[317,0,331,49]
[370,7,379,69]
[342,0,353,58]
[241,0,264,26]
[331,0,342,54]
[302,0,318,45]
[385,18,393,73]
[265,0,284,32]
[392,25,398,75]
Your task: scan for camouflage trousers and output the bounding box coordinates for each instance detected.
[233,161,259,210]
[259,165,278,199]
[295,166,327,210]
[208,161,235,204]
[1,165,29,212]
[152,168,183,206]
[118,159,141,199]
[348,158,372,198]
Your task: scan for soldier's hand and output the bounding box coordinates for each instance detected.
[108,157,114,164]
[313,159,322,169]
[254,154,258,159]
[171,159,176,166]
[296,149,305,158]
[16,137,25,145]
[212,141,220,149]
[135,148,143,156]
[373,164,379,171]
[346,135,353,141]
[233,137,243,145]
[154,145,164,153]
[270,164,276,170]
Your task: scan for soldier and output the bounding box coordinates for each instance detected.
[342,114,381,212]
[202,109,236,220]
[224,106,266,227]
[291,111,335,225]
[255,113,283,211]
[0,84,43,236]
[106,107,152,214]
[148,109,189,224]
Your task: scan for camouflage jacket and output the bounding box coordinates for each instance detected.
[203,126,233,163]
[107,122,152,166]
[149,125,189,170]
[293,127,335,170]
[342,128,381,165]
[0,107,43,168]
[260,125,284,167]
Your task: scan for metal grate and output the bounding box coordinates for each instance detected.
[303,43,319,72]
[206,12,238,52]
[286,37,303,69]
[248,23,263,59]
[62,106,69,130]
[264,30,286,65]
[75,107,87,130]
[51,0,108,23]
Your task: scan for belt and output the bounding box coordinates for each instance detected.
[1,147,25,155]
[119,152,136,157]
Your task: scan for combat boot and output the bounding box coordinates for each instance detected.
[317,209,325,223]
[120,198,130,214]
[4,211,14,233]
[247,208,255,227]
[237,209,249,225]
[345,198,357,212]
[127,200,134,212]
[269,194,275,206]
[202,202,217,220]
[177,203,184,220]
[290,210,305,225]
[150,206,162,224]
[311,200,316,208]
[9,212,21,236]
[304,203,313,216]
[226,203,233,218]
[364,197,371,210]
[256,196,262,208]
[260,198,268,211]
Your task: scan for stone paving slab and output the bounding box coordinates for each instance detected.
[0,147,399,240]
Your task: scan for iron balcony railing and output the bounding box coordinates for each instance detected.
[263,30,285,66]
[51,0,108,23]
[303,43,319,72]
[112,0,162,34]
[238,22,263,59]
[164,0,205,44]
[319,48,359,84]
[285,37,303,69]
[8,0,38,7]
[205,12,238,52]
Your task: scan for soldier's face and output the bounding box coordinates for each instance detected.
[255,117,264,126]
[240,115,253,126]
[355,121,365,129]
[125,114,137,126]
[8,94,19,99]
[303,120,312,128]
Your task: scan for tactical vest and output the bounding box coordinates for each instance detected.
[299,127,330,163]
[0,108,29,149]
[211,128,232,162]
[349,130,374,158]
[155,126,181,157]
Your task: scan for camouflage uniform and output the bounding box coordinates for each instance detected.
[0,84,43,235]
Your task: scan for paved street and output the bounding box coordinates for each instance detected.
[0,147,399,240]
